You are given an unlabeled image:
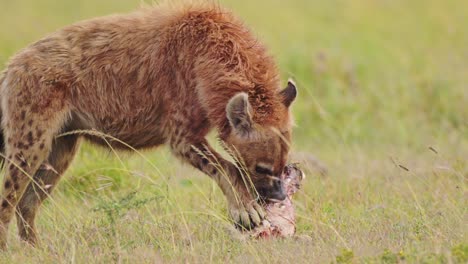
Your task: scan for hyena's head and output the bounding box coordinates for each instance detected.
[224,81,297,201]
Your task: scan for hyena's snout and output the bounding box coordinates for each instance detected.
[256,176,287,202]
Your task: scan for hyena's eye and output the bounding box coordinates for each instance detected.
[255,165,273,175]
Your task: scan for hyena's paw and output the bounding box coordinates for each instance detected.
[229,199,266,230]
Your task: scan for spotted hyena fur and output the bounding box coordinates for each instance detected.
[0,2,297,247]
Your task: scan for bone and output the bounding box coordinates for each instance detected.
[248,163,305,239]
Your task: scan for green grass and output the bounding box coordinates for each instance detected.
[0,0,467,263]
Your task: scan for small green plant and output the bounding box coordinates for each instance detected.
[93,191,162,235]
[380,249,399,264]
[451,243,468,263]
[335,248,355,264]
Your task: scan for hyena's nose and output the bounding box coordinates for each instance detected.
[267,178,287,201]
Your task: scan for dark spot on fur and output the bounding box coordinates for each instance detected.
[11,171,18,182]
[1,200,8,208]
[211,168,218,175]
[17,142,28,149]
[27,131,34,144]
[13,183,19,190]
[37,130,43,138]
[4,180,11,189]
[20,110,26,121]
[39,143,45,150]
[201,157,209,166]
[30,105,38,114]
[28,120,33,126]
[33,155,38,161]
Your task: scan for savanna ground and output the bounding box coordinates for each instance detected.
[0,0,466,263]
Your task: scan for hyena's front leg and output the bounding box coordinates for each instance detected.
[172,139,265,229]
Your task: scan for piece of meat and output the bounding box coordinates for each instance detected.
[249,163,305,239]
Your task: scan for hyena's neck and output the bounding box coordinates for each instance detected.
[164,6,282,137]
[197,80,245,138]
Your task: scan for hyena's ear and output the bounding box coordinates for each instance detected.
[280,79,297,107]
[226,93,253,136]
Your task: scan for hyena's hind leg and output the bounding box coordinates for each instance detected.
[0,79,70,248]
[16,134,80,245]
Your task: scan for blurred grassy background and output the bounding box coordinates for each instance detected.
[0,0,467,263]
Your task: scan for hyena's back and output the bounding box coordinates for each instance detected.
[1,5,222,149]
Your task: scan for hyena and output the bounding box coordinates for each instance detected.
[0,2,297,247]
